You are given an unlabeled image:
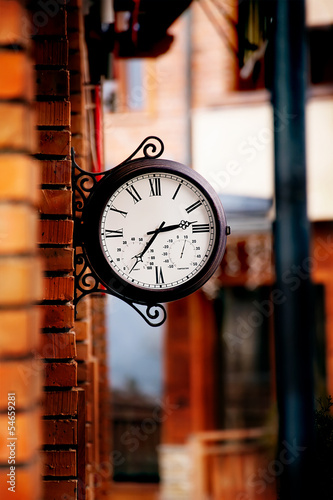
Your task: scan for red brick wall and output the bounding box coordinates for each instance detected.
[0,2,43,499]
[28,2,81,499]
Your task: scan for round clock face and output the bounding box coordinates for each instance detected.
[82,159,227,303]
[100,172,215,290]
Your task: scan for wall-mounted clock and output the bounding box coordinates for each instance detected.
[73,137,229,326]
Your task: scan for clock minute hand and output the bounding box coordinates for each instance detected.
[146,220,197,235]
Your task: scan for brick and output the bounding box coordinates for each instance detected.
[0,256,42,306]
[37,129,71,156]
[71,133,88,156]
[39,304,74,329]
[0,358,43,411]
[36,69,70,97]
[36,100,71,127]
[68,30,83,51]
[40,159,71,185]
[40,247,74,272]
[73,153,89,171]
[0,103,36,152]
[44,360,77,387]
[42,276,74,302]
[76,341,91,361]
[40,332,76,359]
[0,408,41,464]
[80,381,92,404]
[86,442,93,464]
[34,38,68,66]
[31,6,67,37]
[0,51,34,100]
[42,450,76,477]
[0,154,39,203]
[67,7,84,32]
[43,419,77,446]
[71,112,84,133]
[38,188,72,215]
[75,319,91,341]
[77,361,93,383]
[43,389,78,416]
[85,421,92,443]
[69,69,83,93]
[68,50,82,73]
[75,296,91,320]
[38,219,73,245]
[0,307,41,357]
[0,1,30,47]
[0,459,41,500]
[70,92,84,113]
[42,479,77,500]
[0,204,37,255]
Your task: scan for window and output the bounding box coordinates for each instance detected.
[237,0,275,90]
[215,286,272,428]
[107,297,164,482]
[104,58,156,113]
[308,26,333,86]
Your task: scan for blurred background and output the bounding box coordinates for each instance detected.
[1,1,333,499]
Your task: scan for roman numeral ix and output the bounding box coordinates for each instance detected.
[105,229,123,238]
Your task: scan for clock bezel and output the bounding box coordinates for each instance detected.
[80,158,227,304]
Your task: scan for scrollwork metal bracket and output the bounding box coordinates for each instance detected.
[72,137,167,327]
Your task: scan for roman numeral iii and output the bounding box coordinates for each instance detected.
[192,224,210,233]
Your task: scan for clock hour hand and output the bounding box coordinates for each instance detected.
[146,220,197,235]
[129,221,166,273]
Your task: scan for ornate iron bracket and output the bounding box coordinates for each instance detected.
[72,136,167,327]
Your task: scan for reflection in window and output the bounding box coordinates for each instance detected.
[107,296,164,482]
[215,286,272,429]
[237,0,274,90]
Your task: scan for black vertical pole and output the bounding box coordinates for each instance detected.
[272,1,314,499]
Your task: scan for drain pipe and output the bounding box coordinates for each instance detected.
[271,1,315,498]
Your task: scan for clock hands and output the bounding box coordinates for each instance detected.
[146,220,197,235]
[129,221,166,273]
[130,220,197,273]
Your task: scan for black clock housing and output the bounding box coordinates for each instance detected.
[80,158,228,304]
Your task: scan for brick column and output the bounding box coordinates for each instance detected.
[28,2,80,499]
[0,2,43,499]
[67,2,113,497]
[91,294,113,499]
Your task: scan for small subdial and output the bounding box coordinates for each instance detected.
[169,238,197,270]
[119,240,156,274]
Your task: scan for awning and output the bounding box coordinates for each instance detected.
[84,0,192,82]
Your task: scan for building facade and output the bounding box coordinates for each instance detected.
[1,1,333,500]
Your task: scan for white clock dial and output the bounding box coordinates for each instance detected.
[99,172,216,290]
